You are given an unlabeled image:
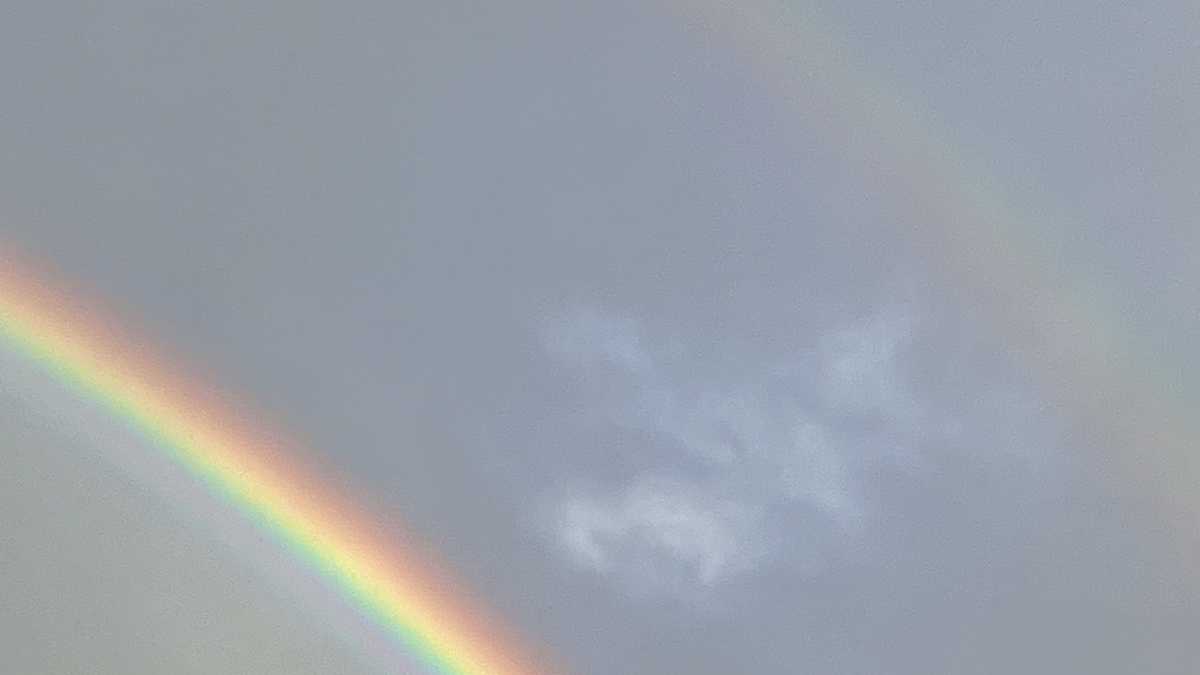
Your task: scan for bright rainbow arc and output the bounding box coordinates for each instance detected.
[0,255,551,675]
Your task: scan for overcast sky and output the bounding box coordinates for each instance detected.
[3,1,1198,673]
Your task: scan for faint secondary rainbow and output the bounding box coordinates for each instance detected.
[672,1,1199,547]
[0,253,554,675]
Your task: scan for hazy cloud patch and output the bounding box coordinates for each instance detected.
[557,477,763,589]
[541,306,655,376]
[818,309,917,423]
[538,304,1055,597]
[539,307,895,594]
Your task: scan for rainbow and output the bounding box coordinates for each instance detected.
[672,0,1199,548]
[3,3,1196,671]
[0,253,554,675]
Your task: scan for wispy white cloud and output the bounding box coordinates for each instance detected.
[557,477,762,588]
[541,306,654,376]
[818,309,918,424]
[539,303,1052,596]
[540,307,894,594]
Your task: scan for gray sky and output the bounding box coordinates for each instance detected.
[2,1,1198,673]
